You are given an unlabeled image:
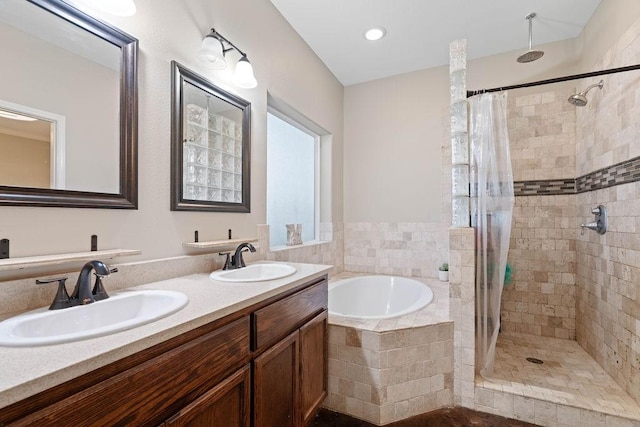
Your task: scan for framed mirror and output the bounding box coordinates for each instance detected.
[0,0,138,208]
[171,61,251,212]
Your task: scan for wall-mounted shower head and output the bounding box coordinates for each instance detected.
[517,13,544,63]
[568,80,604,107]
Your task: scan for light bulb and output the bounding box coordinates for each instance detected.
[364,27,386,41]
[197,36,227,70]
[233,56,257,89]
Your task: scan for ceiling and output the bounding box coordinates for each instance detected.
[270,0,601,86]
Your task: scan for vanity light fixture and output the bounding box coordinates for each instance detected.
[197,29,258,89]
[364,27,386,41]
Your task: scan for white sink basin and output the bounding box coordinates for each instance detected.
[209,263,297,283]
[0,290,188,347]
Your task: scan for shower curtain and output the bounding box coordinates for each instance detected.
[469,92,515,378]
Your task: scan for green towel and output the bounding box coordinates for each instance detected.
[504,263,513,286]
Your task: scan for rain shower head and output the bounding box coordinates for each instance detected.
[517,13,544,63]
[568,80,604,107]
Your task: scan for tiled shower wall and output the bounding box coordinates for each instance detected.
[574,16,640,403]
[343,223,448,279]
[500,87,578,339]
[508,86,576,182]
[576,186,640,403]
[503,195,577,339]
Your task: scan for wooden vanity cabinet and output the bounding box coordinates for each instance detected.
[254,330,300,426]
[0,275,328,427]
[3,317,252,427]
[252,279,328,427]
[299,310,328,425]
[163,364,251,427]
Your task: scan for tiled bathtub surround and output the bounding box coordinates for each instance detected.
[502,195,577,339]
[343,223,448,279]
[323,273,453,425]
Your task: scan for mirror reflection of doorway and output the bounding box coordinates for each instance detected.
[0,101,65,190]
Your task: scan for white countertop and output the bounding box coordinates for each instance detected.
[0,262,332,409]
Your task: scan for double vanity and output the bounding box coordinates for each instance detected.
[0,261,331,426]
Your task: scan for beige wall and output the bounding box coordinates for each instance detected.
[578,0,640,71]
[344,66,447,223]
[0,134,50,188]
[0,0,343,277]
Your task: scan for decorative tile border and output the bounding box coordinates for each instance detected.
[513,179,576,196]
[513,156,640,196]
[576,156,640,193]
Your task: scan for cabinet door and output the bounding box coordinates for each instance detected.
[299,310,328,426]
[164,364,250,427]
[7,317,250,427]
[253,330,299,427]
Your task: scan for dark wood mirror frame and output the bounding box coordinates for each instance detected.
[171,61,251,212]
[0,0,138,209]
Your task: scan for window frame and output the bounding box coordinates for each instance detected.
[266,107,321,248]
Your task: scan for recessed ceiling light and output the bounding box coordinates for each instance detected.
[364,27,386,41]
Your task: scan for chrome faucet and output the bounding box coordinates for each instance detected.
[225,242,256,270]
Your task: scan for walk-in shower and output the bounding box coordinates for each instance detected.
[568,79,604,106]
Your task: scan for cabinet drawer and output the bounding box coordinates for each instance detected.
[11,317,250,427]
[252,279,327,351]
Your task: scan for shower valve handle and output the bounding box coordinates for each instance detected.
[581,205,607,235]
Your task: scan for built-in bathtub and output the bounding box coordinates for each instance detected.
[324,273,453,425]
[329,275,434,320]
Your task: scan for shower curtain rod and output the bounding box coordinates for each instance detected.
[466,63,640,97]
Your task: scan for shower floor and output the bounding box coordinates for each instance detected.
[477,332,640,421]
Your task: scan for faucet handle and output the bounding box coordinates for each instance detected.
[91,268,117,301]
[219,252,232,270]
[36,277,72,310]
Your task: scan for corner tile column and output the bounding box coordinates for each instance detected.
[449,38,475,407]
[449,227,475,407]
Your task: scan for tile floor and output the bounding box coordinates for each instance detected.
[477,332,640,421]
[313,407,539,426]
